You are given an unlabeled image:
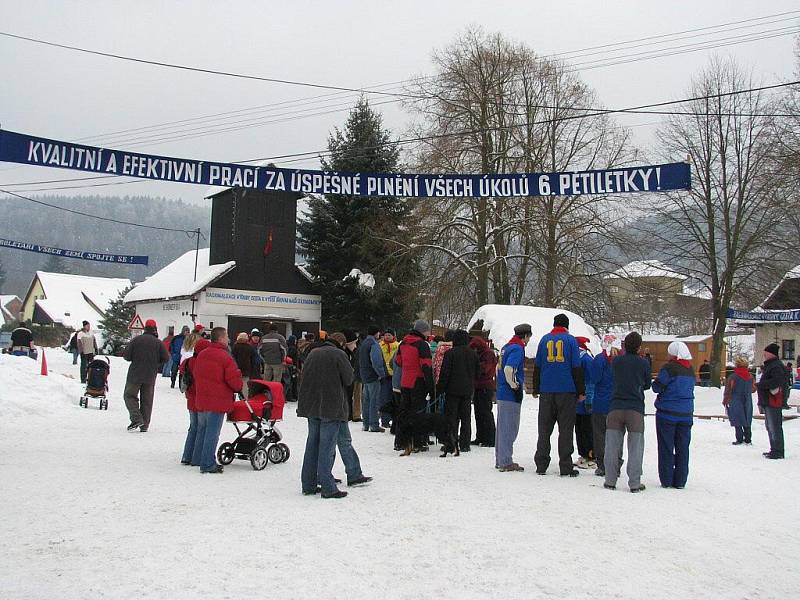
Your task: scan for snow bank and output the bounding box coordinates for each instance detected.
[605,259,686,280]
[467,304,601,357]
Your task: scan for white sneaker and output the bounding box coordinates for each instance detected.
[575,457,591,469]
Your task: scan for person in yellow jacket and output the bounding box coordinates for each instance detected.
[379,329,400,428]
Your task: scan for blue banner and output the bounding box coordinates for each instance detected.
[727,308,800,322]
[0,129,691,198]
[0,236,148,265]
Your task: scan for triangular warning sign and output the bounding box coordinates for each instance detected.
[127,314,145,330]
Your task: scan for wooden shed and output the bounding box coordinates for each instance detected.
[640,334,726,382]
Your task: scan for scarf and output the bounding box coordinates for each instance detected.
[550,327,569,335]
[734,366,752,381]
[508,335,527,348]
[671,358,692,369]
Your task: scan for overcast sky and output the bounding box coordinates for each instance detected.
[0,0,797,202]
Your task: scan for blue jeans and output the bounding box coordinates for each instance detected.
[162,357,173,377]
[197,411,225,472]
[301,417,341,495]
[656,417,692,488]
[764,406,784,455]
[361,381,382,431]
[495,400,521,468]
[337,421,363,484]
[181,411,200,464]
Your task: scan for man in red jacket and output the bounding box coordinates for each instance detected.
[193,327,243,474]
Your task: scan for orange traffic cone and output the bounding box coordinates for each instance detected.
[40,349,48,376]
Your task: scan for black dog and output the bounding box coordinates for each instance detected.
[389,405,459,458]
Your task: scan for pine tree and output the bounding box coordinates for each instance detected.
[98,286,135,354]
[42,254,70,274]
[298,98,420,331]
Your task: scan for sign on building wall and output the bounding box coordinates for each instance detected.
[727,308,800,322]
[205,288,321,309]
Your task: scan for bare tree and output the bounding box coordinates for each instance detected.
[401,28,633,322]
[647,56,789,385]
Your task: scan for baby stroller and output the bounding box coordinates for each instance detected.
[79,357,110,410]
[216,379,289,471]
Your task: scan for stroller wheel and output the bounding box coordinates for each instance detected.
[277,443,290,463]
[79,397,88,408]
[267,444,284,464]
[250,447,268,471]
[216,442,235,465]
[99,398,108,411]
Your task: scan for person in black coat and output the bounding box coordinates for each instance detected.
[437,329,479,452]
[757,343,790,459]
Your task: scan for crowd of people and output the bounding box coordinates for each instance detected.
[32,310,791,498]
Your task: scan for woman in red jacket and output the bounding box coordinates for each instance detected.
[192,327,243,474]
[180,338,211,466]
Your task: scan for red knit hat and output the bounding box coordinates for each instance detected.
[145,319,157,329]
[193,323,205,332]
[575,336,591,350]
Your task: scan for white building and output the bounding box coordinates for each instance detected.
[21,271,131,329]
[125,186,321,339]
[124,248,321,338]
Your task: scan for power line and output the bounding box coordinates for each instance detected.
[0,30,424,100]
[2,79,796,192]
[4,9,798,148]
[549,9,800,57]
[0,188,202,234]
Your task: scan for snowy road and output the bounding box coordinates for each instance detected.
[1,350,798,599]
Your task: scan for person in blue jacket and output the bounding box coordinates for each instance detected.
[653,340,696,489]
[495,323,532,472]
[591,347,614,477]
[169,325,190,388]
[532,314,585,477]
[574,336,595,469]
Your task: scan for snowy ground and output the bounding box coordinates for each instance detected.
[1,350,798,600]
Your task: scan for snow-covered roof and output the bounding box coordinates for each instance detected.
[605,260,687,281]
[467,305,601,358]
[760,264,800,309]
[296,263,315,283]
[0,294,20,322]
[32,272,131,329]
[124,249,235,303]
[640,334,713,343]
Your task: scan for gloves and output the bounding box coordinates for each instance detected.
[514,386,523,403]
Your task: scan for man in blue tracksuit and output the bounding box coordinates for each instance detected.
[495,323,532,472]
[653,340,696,489]
[169,325,189,388]
[533,314,585,477]
[358,326,388,433]
[591,347,614,476]
[574,336,596,468]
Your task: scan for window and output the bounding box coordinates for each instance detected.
[609,285,619,294]
[698,342,706,352]
[782,339,795,361]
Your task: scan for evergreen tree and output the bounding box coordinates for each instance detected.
[98,286,135,354]
[298,98,420,331]
[42,254,70,274]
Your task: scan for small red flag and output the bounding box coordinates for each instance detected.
[263,227,274,257]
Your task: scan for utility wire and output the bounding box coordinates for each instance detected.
[0,187,202,235]
[2,79,797,191]
[0,31,425,100]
